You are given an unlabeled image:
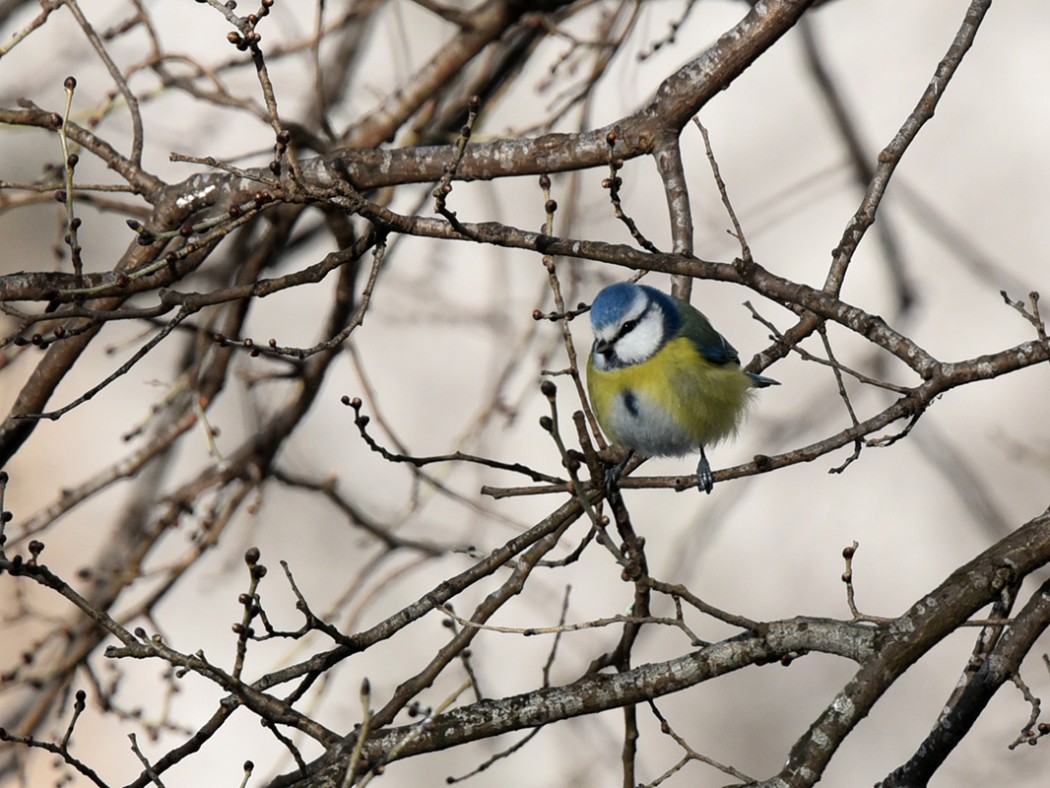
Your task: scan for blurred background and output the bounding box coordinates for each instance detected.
[1,0,1049,785]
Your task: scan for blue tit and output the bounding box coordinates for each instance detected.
[586,282,778,494]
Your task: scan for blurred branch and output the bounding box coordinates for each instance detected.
[799,15,915,313]
[821,0,992,298]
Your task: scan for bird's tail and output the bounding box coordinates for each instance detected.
[747,372,780,388]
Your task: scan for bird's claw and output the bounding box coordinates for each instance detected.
[603,450,634,500]
[696,449,714,495]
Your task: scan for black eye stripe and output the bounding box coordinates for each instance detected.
[616,300,652,340]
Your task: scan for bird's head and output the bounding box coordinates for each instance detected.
[589,283,680,370]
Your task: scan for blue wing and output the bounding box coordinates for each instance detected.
[674,296,780,386]
[673,296,741,366]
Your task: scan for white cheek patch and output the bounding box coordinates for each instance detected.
[615,311,664,364]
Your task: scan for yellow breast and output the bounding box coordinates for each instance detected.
[587,336,754,456]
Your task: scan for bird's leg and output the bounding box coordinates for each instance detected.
[696,446,714,494]
[604,449,635,499]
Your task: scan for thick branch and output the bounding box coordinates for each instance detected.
[762,507,1050,788]
[312,0,818,188]
[271,617,875,787]
[878,577,1050,788]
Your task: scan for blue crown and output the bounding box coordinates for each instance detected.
[590,283,681,335]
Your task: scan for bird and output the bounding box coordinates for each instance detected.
[586,281,778,494]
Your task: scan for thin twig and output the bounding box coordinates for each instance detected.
[693,117,750,264]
